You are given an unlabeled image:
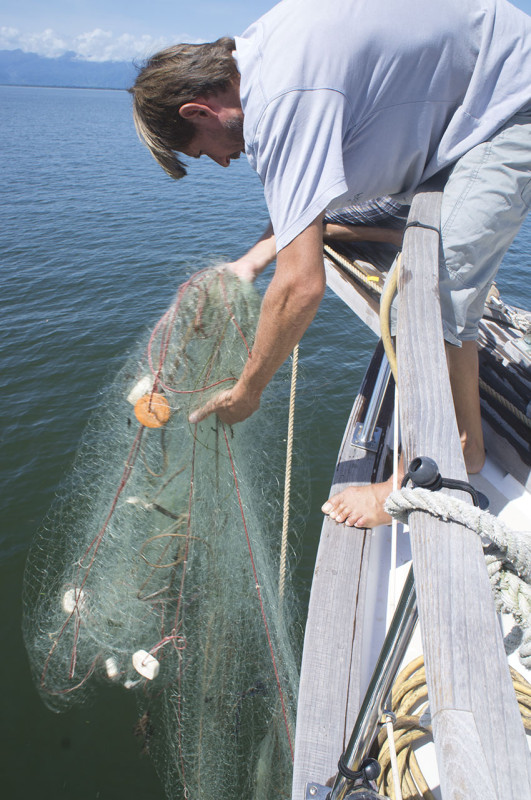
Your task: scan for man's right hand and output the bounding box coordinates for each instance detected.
[188,383,261,426]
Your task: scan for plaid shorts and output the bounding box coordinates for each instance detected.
[324,197,409,230]
[324,197,408,270]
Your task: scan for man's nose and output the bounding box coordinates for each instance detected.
[210,154,230,167]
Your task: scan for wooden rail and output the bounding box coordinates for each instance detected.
[291,343,394,800]
[397,187,531,798]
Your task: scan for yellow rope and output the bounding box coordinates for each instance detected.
[323,243,385,294]
[376,656,531,799]
[325,243,400,381]
[279,343,299,605]
[379,253,400,384]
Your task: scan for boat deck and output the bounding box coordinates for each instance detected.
[292,237,531,800]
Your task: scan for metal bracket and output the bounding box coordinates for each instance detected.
[305,783,388,800]
[350,356,391,452]
[305,782,331,800]
[351,422,382,452]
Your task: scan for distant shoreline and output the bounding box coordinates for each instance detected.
[0,83,127,92]
[0,83,128,91]
[0,49,136,92]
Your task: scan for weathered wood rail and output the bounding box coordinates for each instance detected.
[292,188,531,800]
[396,186,531,798]
[291,342,394,800]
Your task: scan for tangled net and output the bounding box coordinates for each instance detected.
[23,268,300,800]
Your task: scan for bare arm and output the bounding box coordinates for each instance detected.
[226,221,276,282]
[190,215,326,424]
[228,218,403,284]
[323,222,403,247]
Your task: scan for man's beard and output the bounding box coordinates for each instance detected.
[223,114,245,158]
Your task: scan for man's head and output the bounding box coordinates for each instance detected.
[130,37,243,179]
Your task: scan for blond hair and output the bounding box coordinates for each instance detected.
[129,38,238,179]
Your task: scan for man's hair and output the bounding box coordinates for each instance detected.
[129,37,238,179]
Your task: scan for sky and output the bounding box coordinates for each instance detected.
[0,1,277,61]
[1,0,530,62]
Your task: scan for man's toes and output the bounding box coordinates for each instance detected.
[322,495,344,515]
[328,501,348,520]
[334,507,351,523]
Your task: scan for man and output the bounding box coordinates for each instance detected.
[130,0,531,528]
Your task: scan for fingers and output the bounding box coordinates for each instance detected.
[188,391,231,424]
[224,260,257,283]
[189,386,260,426]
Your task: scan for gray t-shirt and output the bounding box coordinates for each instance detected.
[234,0,531,252]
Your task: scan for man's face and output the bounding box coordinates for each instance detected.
[181,111,245,167]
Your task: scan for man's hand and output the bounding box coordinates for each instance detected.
[188,383,260,425]
[192,215,325,427]
[224,222,276,282]
[225,257,262,283]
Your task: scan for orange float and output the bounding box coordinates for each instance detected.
[134,392,171,428]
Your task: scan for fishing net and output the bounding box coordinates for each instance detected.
[23,267,300,800]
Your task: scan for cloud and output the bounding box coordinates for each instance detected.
[72,29,174,61]
[0,25,201,62]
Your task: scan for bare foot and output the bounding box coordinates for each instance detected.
[321,475,395,529]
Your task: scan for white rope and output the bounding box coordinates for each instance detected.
[279,344,299,605]
[384,487,531,667]
[383,712,403,800]
[386,385,401,626]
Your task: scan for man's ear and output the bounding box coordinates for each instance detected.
[179,102,215,121]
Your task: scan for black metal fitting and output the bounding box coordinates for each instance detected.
[337,755,381,784]
[401,456,480,506]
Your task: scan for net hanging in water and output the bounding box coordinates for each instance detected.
[23,268,300,800]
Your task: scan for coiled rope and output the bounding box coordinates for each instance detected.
[384,487,531,667]
[376,655,531,800]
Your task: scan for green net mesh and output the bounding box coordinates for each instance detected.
[23,268,300,799]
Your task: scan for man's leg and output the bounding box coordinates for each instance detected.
[322,107,531,528]
[446,340,485,474]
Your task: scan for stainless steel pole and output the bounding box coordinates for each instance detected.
[330,566,417,800]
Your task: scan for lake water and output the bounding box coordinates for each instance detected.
[1,84,530,799]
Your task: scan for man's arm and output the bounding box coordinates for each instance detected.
[323,222,403,247]
[190,215,326,425]
[226,221,276,282]
[226,214,404,284]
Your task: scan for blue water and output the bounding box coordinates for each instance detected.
[1,85,530,798]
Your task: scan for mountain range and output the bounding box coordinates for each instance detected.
[0,49,137,89]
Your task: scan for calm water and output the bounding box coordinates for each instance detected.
[1,85,530,799]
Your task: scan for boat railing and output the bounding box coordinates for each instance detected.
[380,184,531,798]
[294,185,531,800]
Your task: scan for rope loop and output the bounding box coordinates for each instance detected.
[384,486,531,666]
